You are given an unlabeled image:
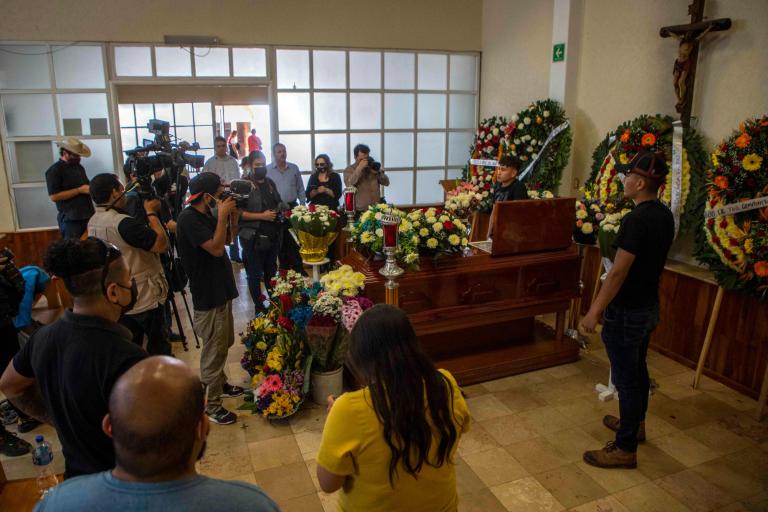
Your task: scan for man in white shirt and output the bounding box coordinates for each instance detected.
[203,137,240,184]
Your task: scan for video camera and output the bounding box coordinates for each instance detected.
[123,119,205,200]
[367,156,382,172]
[221,179,252,209]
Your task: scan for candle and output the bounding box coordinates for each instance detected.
[383,222,398,248]
[344,187,356,212]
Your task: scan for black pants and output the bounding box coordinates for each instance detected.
[120,305,171,356]
[57,214,89,240]
[241,235,278,308]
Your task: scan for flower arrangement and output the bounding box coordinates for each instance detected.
[464,116,508,212]
[350,204,420,267]
[528,189,555,200]
[444,181,482,219]
[696,115,768,299]
[320,265,366,297]
[409,207,469,256]
[288,204,339,236]
[586,114,708,235]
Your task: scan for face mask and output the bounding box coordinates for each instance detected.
[252,166,268,180]
[112,278,138,314]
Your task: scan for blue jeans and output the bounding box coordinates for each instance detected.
[240,235,278,308]
[601,302,659,452]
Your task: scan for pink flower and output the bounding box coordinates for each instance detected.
[259,374,283,395]
[342,300,364,332]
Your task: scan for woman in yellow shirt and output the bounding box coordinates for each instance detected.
[316,304,471,511]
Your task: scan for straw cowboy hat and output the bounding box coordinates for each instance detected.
[56,137,91,158]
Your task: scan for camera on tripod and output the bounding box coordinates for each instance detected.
[123,119,205,200]
[366,156,382,172]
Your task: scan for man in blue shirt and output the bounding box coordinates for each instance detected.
[35,356,279,512]
[266,142,306,274]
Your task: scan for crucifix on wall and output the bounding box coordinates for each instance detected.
[660,0,731,130]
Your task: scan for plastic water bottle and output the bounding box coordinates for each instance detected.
[32,435,58,498]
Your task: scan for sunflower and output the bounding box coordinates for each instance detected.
[742,153,762,172]
[641,133,656,146]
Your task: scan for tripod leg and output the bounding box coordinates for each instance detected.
[169,296,188,351]
[180,290,200,349]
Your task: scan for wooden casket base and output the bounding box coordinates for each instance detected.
[342,247,581,386]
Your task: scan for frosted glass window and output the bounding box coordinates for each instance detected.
[350,133,382,164]
[448,132,473,166]
[233,48,267,77]
[154,104,173,123]
[80,139,115,179]
[313,51,346,89]
[3,94,56,137]
[121,128,137,151]
[417,54,447,90]
[277,93,310,131]
[118,104,135,127]
[416,170,446,204]
[174,103,194,125]
[195,127,214,149]
[350,93,381,130]
[134,104,154,127]
[155,47,191,77]
[313,93,347,130]
[449,94,476,129]
[301,173,312,191]
[53,45,105,89]
[277,50,309,89]
[58,93,110,135]
[385,171,413,206]
[276,134,312,171]
[194,47,230,77]
[450,55,477,91]
[114,46,152,77]
[417,94,446,129]
[193,103,212,124]
[384,93,414,129]
[175,127,195,144]
[384,53,414,90]
[447,168,464,180]
[384,132,414,168]
[14,186,59,229]
[314,133,347,172]
[417,132,446,167]
[350,52,381,89]
[0,46,51,89]
[11,141,56,183]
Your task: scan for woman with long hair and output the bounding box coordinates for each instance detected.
[305,154,342,210]
[316,304,470,511]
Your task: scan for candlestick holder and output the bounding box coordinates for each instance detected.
[379,212,404,306]
[343,186,357,233]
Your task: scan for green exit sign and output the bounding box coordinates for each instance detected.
[553,43,566,62]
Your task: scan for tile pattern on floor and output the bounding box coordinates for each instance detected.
[1,266,767,511]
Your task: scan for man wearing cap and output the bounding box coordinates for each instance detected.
[175,172,244,426]
[46,138,95,239]
[492,154,528,203]
[581,151,674,469]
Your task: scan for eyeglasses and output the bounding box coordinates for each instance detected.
[87,237,122,294]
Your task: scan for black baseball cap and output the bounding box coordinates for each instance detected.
[185,172,223,204]
[616,151,669,181]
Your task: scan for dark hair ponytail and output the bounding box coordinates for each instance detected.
[348,304,459,486]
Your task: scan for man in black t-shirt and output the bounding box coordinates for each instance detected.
[46,138,95,239]
[88,173,172,356]
[176,172,243,426]
[581,151,674,469]
[0,238,146,478]
[492,154,528,203]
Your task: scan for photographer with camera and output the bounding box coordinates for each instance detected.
[267,143,306,275]
[344,144,389,212]
[205,136,243,263]
[46,138,95,239]
[176,172,243,426]
[238,151,284,313]
[88,174,172,357]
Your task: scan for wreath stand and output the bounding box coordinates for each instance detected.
[565,243,591,350]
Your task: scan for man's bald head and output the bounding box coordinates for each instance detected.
[108,357,205,478]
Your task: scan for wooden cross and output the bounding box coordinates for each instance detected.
[660,0,731,130]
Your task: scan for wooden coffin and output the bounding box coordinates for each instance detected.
[342,246,581,385]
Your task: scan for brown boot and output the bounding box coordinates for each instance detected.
[603,414,646,442]
[583,441,637,469]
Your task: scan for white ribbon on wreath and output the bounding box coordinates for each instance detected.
[518,120,570,181]
[670,121,684,238]
[704,196,768,219]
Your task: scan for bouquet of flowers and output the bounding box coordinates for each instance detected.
[410,207,469,256]
[444,181,482,219]
[528,189,555,200]
[319,265,366,297]
[350,204,420,267]
[288,204,339,236]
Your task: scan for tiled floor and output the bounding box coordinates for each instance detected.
[3,264,768,511]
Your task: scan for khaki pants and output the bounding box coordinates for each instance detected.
[193,301,234,412]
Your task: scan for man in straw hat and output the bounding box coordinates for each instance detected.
[46,137,95,239]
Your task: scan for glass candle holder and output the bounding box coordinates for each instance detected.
[381,213,400,249]
[344,187,356,213]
